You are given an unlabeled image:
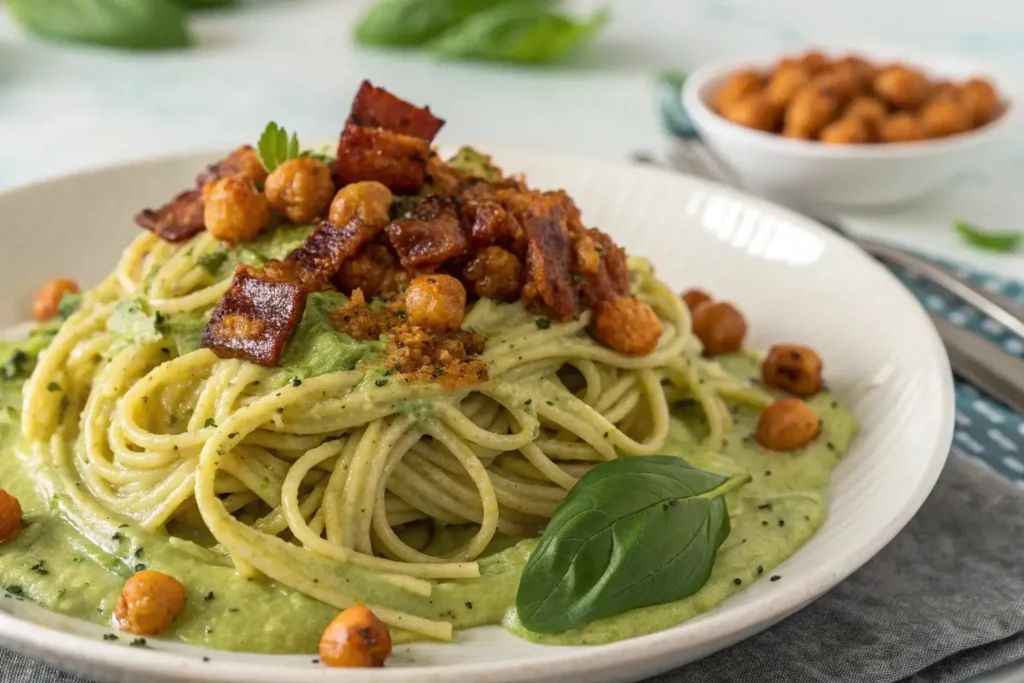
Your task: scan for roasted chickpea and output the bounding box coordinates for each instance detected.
[819,116,872,145]
[798,50,831,74]
[319,606,392,668]
[783,86,839,139]
[927,81,960,105]
[960,78,1000,126]
[843,96,888,132]
[0,489,22,543]
[878,113,927,143]
[720,95,780,132]
[681,288,712,311]
[114,570,187,636]
[591,296,663,356]
[811,68,860,105]
[834,55,876,88]
[714,70,765,114]
[756,398,821,451]
[203,174,269,244]
[328,181,393,228]
[765,65,811,109]
[462,246,523,301]
[336,244,408,300]
[32,278,79,322]
[920,100,972,138]
[264,158,335,223]
[762,344,823,396]
[691,301,746,355]
[404,274,466,331]
[873,65,930,110]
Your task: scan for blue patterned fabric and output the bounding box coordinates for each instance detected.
[891,262,1024,484]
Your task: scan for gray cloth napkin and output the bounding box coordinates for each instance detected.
[3,453,1024,683]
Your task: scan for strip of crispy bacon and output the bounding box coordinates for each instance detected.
[516,196,578,321]
[134,189,206,243]
[387,196,469,269]
[334,123,430,193]
[195,144,260,187]
[349,81,445,142]
[201,264,308,366]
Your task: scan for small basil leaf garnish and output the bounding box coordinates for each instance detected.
[7,0,191,50]
[516,456,749,634]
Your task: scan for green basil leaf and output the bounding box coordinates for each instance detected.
[954,220,1021,253]
[7,0,191,50]
[516,456,748,633]
[429,5,609,64]
[355,0,530,47]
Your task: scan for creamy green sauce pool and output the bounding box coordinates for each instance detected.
[0,354,856,652]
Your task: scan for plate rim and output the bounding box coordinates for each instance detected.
[0,147,956,683]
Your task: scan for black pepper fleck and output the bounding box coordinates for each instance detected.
[757,565,764,575]
[770,575,781,582]
[205,592,215,601]
[733,578,742,585]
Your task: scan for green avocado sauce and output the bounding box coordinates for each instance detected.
[0,353,856,652]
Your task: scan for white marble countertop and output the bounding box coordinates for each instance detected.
[0,1,1022,680]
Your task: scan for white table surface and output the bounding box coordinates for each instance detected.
[0,1,1022,680]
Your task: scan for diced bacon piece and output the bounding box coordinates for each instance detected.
[195,145,265,187]
[134,189,206,243]
[518,198,577,320]
[333,123,429,193]
[577,228,630,308]
[463,199,523,248]
[386,196,468,269]
[349,81,445,142]
[287,221,365,278]
[202,264,308,366]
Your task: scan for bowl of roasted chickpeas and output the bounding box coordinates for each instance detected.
[681,48,1012,208]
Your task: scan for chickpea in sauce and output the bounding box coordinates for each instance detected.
[711,49,1002,145]
[320,605,392,668]
[264,158,336,223]
[32,278,79,322]
[114,570,187,636]
[756,398,821,451]
[203,174,270,244]
[691,301,747,356]
[0,490,22,543]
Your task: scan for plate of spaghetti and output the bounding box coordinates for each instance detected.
[0,83,953,683]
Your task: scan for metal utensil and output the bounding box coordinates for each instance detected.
[931,314,1024,414]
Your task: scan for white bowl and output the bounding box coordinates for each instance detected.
[0,149,954,682]
[681,48,1015,210]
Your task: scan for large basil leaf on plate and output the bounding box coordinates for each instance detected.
[7,0,191,50]
[516,456,747,633]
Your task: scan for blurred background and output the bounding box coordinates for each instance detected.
[0,0,1021,275]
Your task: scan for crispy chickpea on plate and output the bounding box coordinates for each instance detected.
[680,47,1013,207]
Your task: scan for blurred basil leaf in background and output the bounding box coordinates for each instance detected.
[429,4,609,64]
[356,0,540,47]
[6,0,193,50]
[175,0,237,7]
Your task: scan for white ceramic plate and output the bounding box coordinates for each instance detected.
[0,149,954,683]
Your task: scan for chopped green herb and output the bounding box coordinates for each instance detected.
[30,560,48,575]
[257,122,301,173]
[134,563,146,571]
[375,378,389,387]
[103,634,119,642]
[130,637,148,647]
[290,377,302,387]
[204,592,215,601]
[227,432,238,439]
[72,556,84,564]
[954,220,1022,252]
[197,250,229,275]
[111,532,123,541]
[134,547,145,558]
[204,418,217,428]
[535,318,551,329]
[46,382,61,392]
[4,586,24,596]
